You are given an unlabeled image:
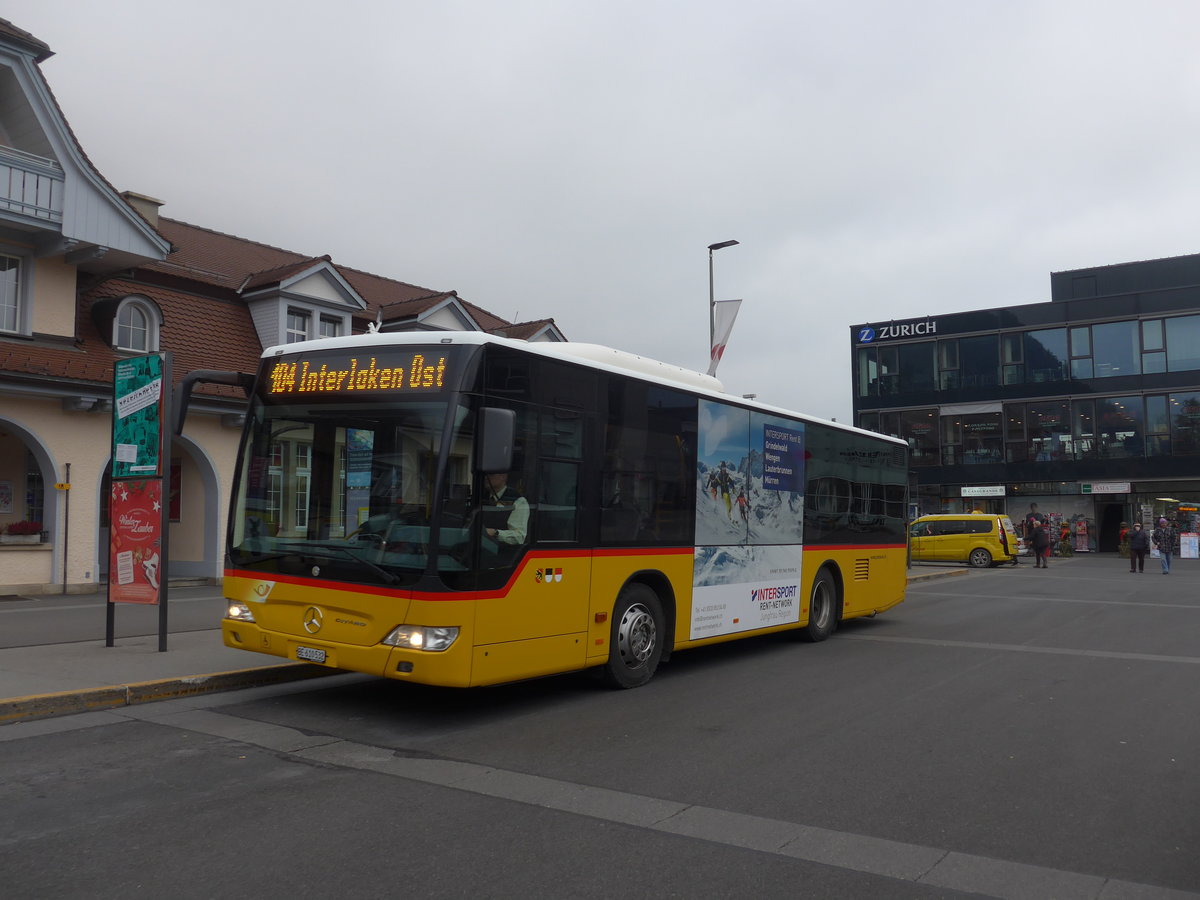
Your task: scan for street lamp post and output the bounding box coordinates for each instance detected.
[707,240,739,358]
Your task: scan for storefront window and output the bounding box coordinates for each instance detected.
[1024,328,1067,383]
[1097,396,1144,458]
[1091,321,1140,378]
[959,413,1002,464]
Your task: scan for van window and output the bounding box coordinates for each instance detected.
[931,520,966,536]
[965,519,994,535]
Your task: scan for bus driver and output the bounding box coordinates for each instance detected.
[483,470,529,546]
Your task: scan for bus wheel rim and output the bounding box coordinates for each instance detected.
[618,603,656,666]
[811,581,830,628]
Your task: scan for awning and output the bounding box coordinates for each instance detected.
[939,402,1003,416]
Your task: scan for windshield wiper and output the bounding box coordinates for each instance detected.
[282,541,401,586]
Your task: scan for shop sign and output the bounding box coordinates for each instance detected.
[961,485,1006,497]
[857,319,938,344]
[1082,482,1130,494]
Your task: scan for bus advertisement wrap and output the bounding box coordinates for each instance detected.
[692,400,805,638]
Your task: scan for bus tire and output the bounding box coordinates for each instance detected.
[603,583,664,689]
[801,568,838,642]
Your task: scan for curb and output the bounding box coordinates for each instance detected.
[0,663,344,725]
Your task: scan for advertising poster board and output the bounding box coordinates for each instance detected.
[108,479,163,604]
[691,400,805,640]
[112,354,163,479]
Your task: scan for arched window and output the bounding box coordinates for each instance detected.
[113,296,161,351]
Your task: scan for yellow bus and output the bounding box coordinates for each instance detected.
[179,332,908,689]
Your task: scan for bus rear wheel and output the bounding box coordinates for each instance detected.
[800,569,838,642]
[603,583,664,689]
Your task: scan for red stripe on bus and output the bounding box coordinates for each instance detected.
[226,546,697,603]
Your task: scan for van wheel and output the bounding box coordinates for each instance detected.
[800,569,838,642]
[969,548,992,568]
[603,584,664,689]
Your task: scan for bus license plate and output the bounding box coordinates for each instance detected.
[296,646,327,664]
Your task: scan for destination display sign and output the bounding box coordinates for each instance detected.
[264,349,453,397]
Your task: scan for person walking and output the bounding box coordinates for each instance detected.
[1031,521,1052,568]
[1128,522,1150,573]
[1152,518,1178,574]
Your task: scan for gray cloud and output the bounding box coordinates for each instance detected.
[13,0,1200,422]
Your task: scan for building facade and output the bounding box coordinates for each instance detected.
[0,19,563,593]
[851,254,1200,553]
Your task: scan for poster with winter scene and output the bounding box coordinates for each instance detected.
[691,400,805,639]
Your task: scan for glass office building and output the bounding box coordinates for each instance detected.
[851,253,1200,552]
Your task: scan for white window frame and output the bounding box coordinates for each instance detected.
[286,308,311,343]
[319,314,344,338]
[0,251,30,336]
[111,295,162,352]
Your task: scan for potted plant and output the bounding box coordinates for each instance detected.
[2,520,43,544]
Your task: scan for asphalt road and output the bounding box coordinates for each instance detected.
[3,559,1198,899]
[0,585,228,647]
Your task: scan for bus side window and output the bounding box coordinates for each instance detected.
[538,460,578,542]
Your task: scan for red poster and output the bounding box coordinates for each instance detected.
[109,479,163,604]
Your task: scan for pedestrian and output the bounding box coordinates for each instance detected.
[1128,522,1149,573]
[1031,521,1052,568]
[1152,518,1178,574]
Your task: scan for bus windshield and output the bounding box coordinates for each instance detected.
[228,395,477,588]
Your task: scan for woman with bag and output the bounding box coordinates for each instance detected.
[1128,522,1150,573]
[1032,522,1052,568]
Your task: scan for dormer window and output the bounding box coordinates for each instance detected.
[319,315,343,338]
[286,308,310,343]
[113,296,161,351]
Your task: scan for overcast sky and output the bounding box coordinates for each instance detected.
[10,1,1200,422]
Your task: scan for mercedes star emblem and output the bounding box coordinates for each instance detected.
[302,606,323,634]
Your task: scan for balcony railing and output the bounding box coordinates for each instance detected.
[0,146,63,223]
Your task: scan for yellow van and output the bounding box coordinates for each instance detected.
[908,514,1021,568]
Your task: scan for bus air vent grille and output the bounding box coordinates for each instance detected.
[854,559,870,581]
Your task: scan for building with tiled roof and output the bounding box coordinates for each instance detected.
[0,20,562,592]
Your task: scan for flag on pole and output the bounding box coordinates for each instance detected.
[708,299,742,376]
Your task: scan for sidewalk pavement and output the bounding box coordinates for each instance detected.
[1,567,971,726]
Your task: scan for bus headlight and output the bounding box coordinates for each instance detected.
[227,602,256,623]
[381,625,459,652]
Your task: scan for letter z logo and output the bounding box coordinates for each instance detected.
[858,327,876,343]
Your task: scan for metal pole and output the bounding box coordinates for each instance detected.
[62,462,69,595]
[708,249,715,358]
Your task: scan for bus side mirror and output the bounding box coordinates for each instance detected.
[477,407,515,474]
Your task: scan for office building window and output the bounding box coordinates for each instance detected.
[1166,315,1200,373]
[1024,328,1068,383]
[1097,396,1144,458]
[1092,321,1140,378]
[1169,394,1200,455]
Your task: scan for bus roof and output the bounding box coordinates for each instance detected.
[264,331,905,447]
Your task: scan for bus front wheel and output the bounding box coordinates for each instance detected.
[603,583,664,689]
[800,569,838,642]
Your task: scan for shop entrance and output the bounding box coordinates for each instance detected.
[1098,502,1125,552]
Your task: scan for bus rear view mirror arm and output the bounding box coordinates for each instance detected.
[174,370,255,434]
